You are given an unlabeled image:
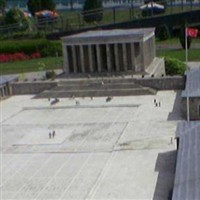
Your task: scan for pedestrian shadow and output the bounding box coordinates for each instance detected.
[167,91,184,121]
[153,150,177,200]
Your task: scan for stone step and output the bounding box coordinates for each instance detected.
[58,78,137,86]
[52,82,143,91]
[35,87,157,98]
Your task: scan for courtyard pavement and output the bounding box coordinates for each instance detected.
[0,90,183,199]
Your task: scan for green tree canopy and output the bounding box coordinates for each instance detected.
[179,25,192,49]
[4,8,28,26]
[82,0,103,23]
[27,0,56,16]
[0,0,6,14]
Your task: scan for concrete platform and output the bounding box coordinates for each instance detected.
[0,91,182,199]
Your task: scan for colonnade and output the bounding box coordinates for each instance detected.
[63,42,144,74]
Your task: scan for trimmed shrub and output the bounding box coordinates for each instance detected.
[0,39,62,57]
[40,41,62,57]
[45,70,56,79]
[156,24,171,41]
[165,57,186,75]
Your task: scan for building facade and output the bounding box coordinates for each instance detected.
[61,28,156,74]
[182,68,200,120]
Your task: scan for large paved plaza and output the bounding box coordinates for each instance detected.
[0,91,182,199]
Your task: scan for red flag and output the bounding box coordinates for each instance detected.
[186,28,199,38]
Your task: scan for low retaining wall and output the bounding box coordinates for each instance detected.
[11,81,58,95]
[11,76,185,95]
[135,76,185,90]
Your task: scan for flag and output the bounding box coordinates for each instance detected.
[186,28,199,38]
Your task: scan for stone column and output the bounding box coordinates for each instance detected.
[152,36,156,60]
[88,45,94,73]
[96,45,101,72]
[130,43,136,72]
[72,46,77,73]
[80,45,85,73]
[4,86,8,96]
[0,88,3,98]
[8,84,12,96]
[2,86,5,97]
[114,44,120,72]
[140,42,145,71]
[62,45,69,73]
[122,43,128,71]
[106,44,112,72]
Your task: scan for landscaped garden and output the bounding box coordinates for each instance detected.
[0,0,199,76]
[0,36,199,75]
[0,38,63,75]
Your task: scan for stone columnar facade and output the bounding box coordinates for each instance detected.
[61,28,156,74]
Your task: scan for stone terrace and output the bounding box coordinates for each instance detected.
[1,91,182,199]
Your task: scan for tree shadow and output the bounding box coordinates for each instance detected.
[167,91,184,121]
[153,150,177,200]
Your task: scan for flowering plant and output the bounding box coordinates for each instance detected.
[0,52,41,63]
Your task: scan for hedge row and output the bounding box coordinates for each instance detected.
[0,39,62,57]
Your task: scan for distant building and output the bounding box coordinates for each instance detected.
[0,75,18,99]
[61,28,164,75]
[182,68,200,120]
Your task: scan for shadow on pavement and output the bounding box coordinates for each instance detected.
[167,91,184,121]
[153,150,177,200]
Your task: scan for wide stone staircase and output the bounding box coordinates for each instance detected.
[35,78,157,98]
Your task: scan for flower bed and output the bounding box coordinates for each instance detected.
[0,52,41,63]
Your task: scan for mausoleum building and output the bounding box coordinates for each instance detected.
[61,28,156,74]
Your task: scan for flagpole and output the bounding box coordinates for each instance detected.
[186,92,190,121]
[185,24,190,121]
[185,25,188,65]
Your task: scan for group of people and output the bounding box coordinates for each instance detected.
[153,99,161,107]
[49,130,56,139]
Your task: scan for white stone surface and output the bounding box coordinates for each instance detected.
[0,91,181,199]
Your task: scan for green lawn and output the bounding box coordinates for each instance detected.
[0,57,63,75]
[0,39,200,75]
[157,48,200,61]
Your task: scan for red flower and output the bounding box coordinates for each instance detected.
[31,52,41,59]
[0,52,41,63]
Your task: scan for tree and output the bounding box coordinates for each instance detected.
[27,0,56,16]
[82,0,103,23]
[179,26,192,49]
[0,0,6,14]
[156,24,171,41]
[4,8,28,27]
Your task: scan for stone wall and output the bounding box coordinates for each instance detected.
[135,76,185,90]
[11,81,58,95]
[10,76,185,96]
[182,97,200,120]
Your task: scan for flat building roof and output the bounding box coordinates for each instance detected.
[61,28,155,45]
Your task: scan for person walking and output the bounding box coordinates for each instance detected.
[52,130,55,138]
[49,132,51,139]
